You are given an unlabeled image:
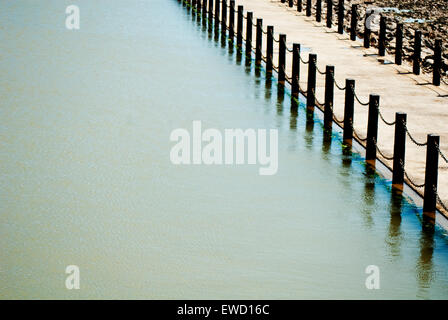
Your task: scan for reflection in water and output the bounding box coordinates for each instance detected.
[322,129,332,161]
[386,188,403,258]
[304,118,314,150]
[342,143,352,168]
[276,85,284,116]
[265,71,273,101]
[416,223,435,294]
[236,49,242,66]
[362,165,376,228]
[289,99,298,131]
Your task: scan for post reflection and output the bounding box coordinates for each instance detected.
[289,98,298,131]
[361,165,376,228]
[386,188,403,258]
[265,71,273,101]
[304,116,314,150]
[416,221,435,292]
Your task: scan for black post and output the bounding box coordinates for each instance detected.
[307,54,317,113]
[379,15,386,56]
[208,0,213,24]
[267,26,274,72]
[395,23,403,65]
[246,12,253,59]
[350,4,358,41]
[326,0,332,28]
[237,5,243,48]
[316,0,322,22]
[343,79,355,144]
[214,0,220,25]
[279,34,286,84]
[292,44,301,98]
[338,0,344,35]
[413,30,422,75]
[229,1,235,42]
[197,0,201,11]
[297,0,302,12]
[289,0,294,8]
[392,112,407,189]
[364,11,371,48]
[221,0,227,34]
[306,0,312,17]
[433,39,442,86]
[366,94,380,164]
[256,19,263,66]
[281,0,286,3]
[324,65,335,130]
[423,134,440,218]
[203,0,207,15]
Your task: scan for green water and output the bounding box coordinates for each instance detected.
[1,0,448,299]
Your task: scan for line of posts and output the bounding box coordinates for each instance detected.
[181,0,442,221]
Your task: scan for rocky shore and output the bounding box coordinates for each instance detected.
[316,0,448,81]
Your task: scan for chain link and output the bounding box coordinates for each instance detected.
[377,105,396,126]
[350,85,370,106]
[403,121,427,147]
[436,142,448,164]
[400,160,425,188]
[373,138,394,160]
[329,71,346,90]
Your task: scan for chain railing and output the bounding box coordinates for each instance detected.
[184,0,448,217]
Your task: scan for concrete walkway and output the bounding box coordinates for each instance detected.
[228,0,448,215]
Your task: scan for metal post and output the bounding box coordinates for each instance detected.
[326,0,332,28]
[379,15,386,56]
[246,12,253,59]
[289,0,294,8]
[338,0,344,35]
[214,0,220,25]
[423,134,440,217]
[237,5,243,48]
[306,0,312,17]
[395,23,403,65]
[324,65,335,130]
[267,26,274,72]
[291,44,301,98]
[364,11,371,48]
[307,54,317,113]
[413,30,422,75]
[343,79,355,143]
[297,0,302,12]
[433,39,442,86]
[279,34,286,84]
[203,0,207,15]
[350,4,358,41]
[229,1,235,42]
[366,95,380,164]
[221,0,227,35]
[392,112,407,188]
[208,0,213,24]
[316,0,322,22]
[256,19,263,66]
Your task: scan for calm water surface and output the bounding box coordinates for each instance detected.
[1,0,448,299]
